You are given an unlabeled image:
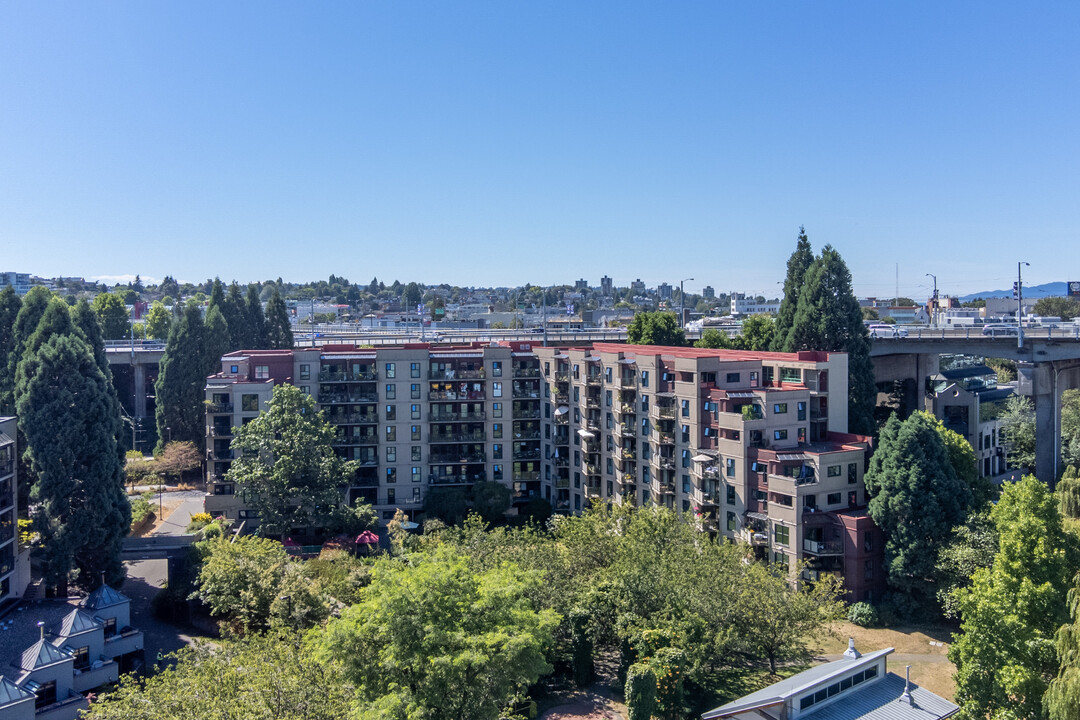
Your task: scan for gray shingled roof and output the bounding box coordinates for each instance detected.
[80,583,128,611]
[0,675,34,707]
[13,638,71,672]
[48,608,102,639]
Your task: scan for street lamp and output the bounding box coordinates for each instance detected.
[925,274,938,327]
[1018,262,1030,349]
[679,278,694,330]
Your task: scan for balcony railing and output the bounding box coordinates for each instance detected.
[428,391,486,401]
[658,433,675,445]
[209,427,233,438]
[616,403,636,416]
[512,388,541,399]
[585,374,602,386]
[584,463,600,476]
[513,368,542,378]
[514,471,542,482]
[513,449,542,461]
[803,539,844,555]
[428,411,487,422]
[429,369,485,380]
[319,369,377,382]
[207,402,234,414]
[654,481,675,494]
[430,453,486,464]
[554,373,570,383]
[430,432,487,443]
[512,430,541,440]
[619,376,636,387]
[552,456,569,467]
[332,413,378,425]
[332,435,378,446]
[654,406,676,419]
[319,393,377,404]
[555,477,570,489]
[513,408,541,419]
[429,473,487,485]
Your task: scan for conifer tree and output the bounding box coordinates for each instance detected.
[771,226,814,352]
[265,288,294,350]
[865,413,972,606]
[155,304,208,453]
[0,286,23,415]
[245,284,268,349]
[784,245,876,435]
[17,332,130,591]
[204,305,231,377]
[73,299,127,459]
[223,282,246,350]
[3,286,50,413]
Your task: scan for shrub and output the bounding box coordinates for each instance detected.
[625,663,657,720]
[130,492,155,527]
[847,602,879,627]
[1059,466,1080,519]
[569,607,594,687]
[187,512,213,533]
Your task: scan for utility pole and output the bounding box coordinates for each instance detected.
[1017,261,1029,349]
[679,278,694,331]
[925,273,938,328]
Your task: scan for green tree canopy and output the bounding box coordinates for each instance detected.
[694,328,732,349]
[1001,394,1037,473]
[865,413,972,606]
[0,286,21,415]
[194,535,288,632]
[2,286,50,414]
[226,383,355,536]
[143,300,172,340]
[950,475,1075,719]
[92,291,131,340]
[154,304,207,452]
[924,412,997,510]
[1061,389,1080,472]
[627,311,685,346]
[313,546,558,720]
[245,283,269,348]
[1033,296,1080,321]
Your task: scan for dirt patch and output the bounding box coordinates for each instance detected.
[816,621,953,656]
[539,690,625,720]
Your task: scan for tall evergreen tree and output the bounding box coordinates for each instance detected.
[783,245,876,435]
[245,284,269,349]
[3,286,51,413]
[155,304,208,453]
[74,299,127,459]
[204,305,231,377]
[208,278,226,311]
[223,282,246,350]
[17,332,130,591]
[864,413,972,607]
[771,226,814,352]
[0,286,23,415]
[265,288,294,350]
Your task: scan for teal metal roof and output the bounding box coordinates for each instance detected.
[80,583,128,611]
[0,675,34,707]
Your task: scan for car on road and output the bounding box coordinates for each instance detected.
[982,324,1020,337]
[868,324,903,339]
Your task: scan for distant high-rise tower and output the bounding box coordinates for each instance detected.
[600,275,613,296]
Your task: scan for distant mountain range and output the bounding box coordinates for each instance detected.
[958,282,1069,303]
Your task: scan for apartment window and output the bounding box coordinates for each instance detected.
[411,383,420,399]
[412,487,421,502]
[573,364,580,380]
[72,645,90,671]
[774,429,788,441]
[255,365,269,380]
[33,680,57,709]
[573,387,580,402]
[726,458,736,477]
[606,413,614,429]
[605,367,613,383]
[574,450,581,467]
[493,423,503,439]
[385,405,396,420]
[238,509,259,520]
[387,488,396,504]
[606,389,612,407]
[641,370,649,387]
[544,361,550,375]
[299,364,310,380]
[493,382,502,397]
[493,361,502,377]
[411,404,420,419]
[864,559,874,580]
[493,444,503,459]
[412,469,421,484]
[780,367,801,383]
[641,418,650,436]
[300,385,310,395]
[681,399,690,417]
[848,463,858,484]
[726,372,740,384]
[386,468,397,483]
[493,402,502,418]
[682,475,691,493]
[385,363,396,378]
[410,362,420,378]
[607,458,614,475]
[773,403,788,414]
[386,447,397,463]
[681,449,690,468]
[411,425,421,441]
[727,511,736,532]
[386,426,396,442]
[797,401,806,421]
[726,485,736,504]
[642,444,651,460]
[774,525,790,546]
[682,424,690,443]
[241,394,259,412]
[230,364,239,374]
[863,530,873,552]
[641,395,649,411]
[827,492,841,505]
[827,465,841,478]
[411,446,421,462]
[750,371,759,388]
[805,494,817,511]
[798,427,806,443]
[493,464,503,481]
[763,366,774,384]
[386,384,396,400]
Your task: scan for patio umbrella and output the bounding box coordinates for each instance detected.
[355,530,379,544]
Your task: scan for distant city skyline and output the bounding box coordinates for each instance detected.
[2,3,1077,300]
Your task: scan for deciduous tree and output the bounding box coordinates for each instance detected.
[1001,394,1037,473]
[143,300,172,340]
[627,311,685,346]
[226,384,353,536]
[194,535,287,631]
[92,291,131,340]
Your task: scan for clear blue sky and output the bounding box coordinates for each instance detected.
[2,2,1078,301]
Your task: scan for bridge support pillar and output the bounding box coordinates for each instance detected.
[910,353,938,414]
[133,363,147,419]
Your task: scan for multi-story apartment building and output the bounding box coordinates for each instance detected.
[203,342,882,599]
[1,417,29,607]
[933,365,1012,479]
[0,273,31,296]
[730,293,780,317]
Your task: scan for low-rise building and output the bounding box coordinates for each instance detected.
[0,585,144,720]
[730,293,780,317]
[0,274,31,296]
[932,365,1012,479]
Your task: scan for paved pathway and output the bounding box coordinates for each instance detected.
[148,491,205,537]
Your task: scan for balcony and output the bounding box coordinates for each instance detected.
[210,449,234,460]
[654,458,675,471]
[430,453,487,464]
[512,429,542,440]
[615,423,636,437]
[653,406,676,420]
[585,374,602,387]
[332,413,378,425]
[513,408,542,419]
[319,392,377,404]
[584,397,600,410]
[428,390,486,401]
[319,369,377,382]
[430,432,487,443]
[616,403,636,416]
[513,449,542,461]
[429,369,485,380]
[803,538,844,555]
[555,476,570,489]
[428,411,487,422]
[513,367,542,378]
[512,387,541,399]
[332,435,377,446]
[584,463,600,476]
[748,531,769,546]
[554,372,570,383]
[585,483,603,498]
[657,432,675,445]
[619,376,636,388]
[654,480,675,495]
[207,402,234,414]
[514,471,542,482]
[209,427,233,438]
[618,473,636,487]
[429,473,486,485]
